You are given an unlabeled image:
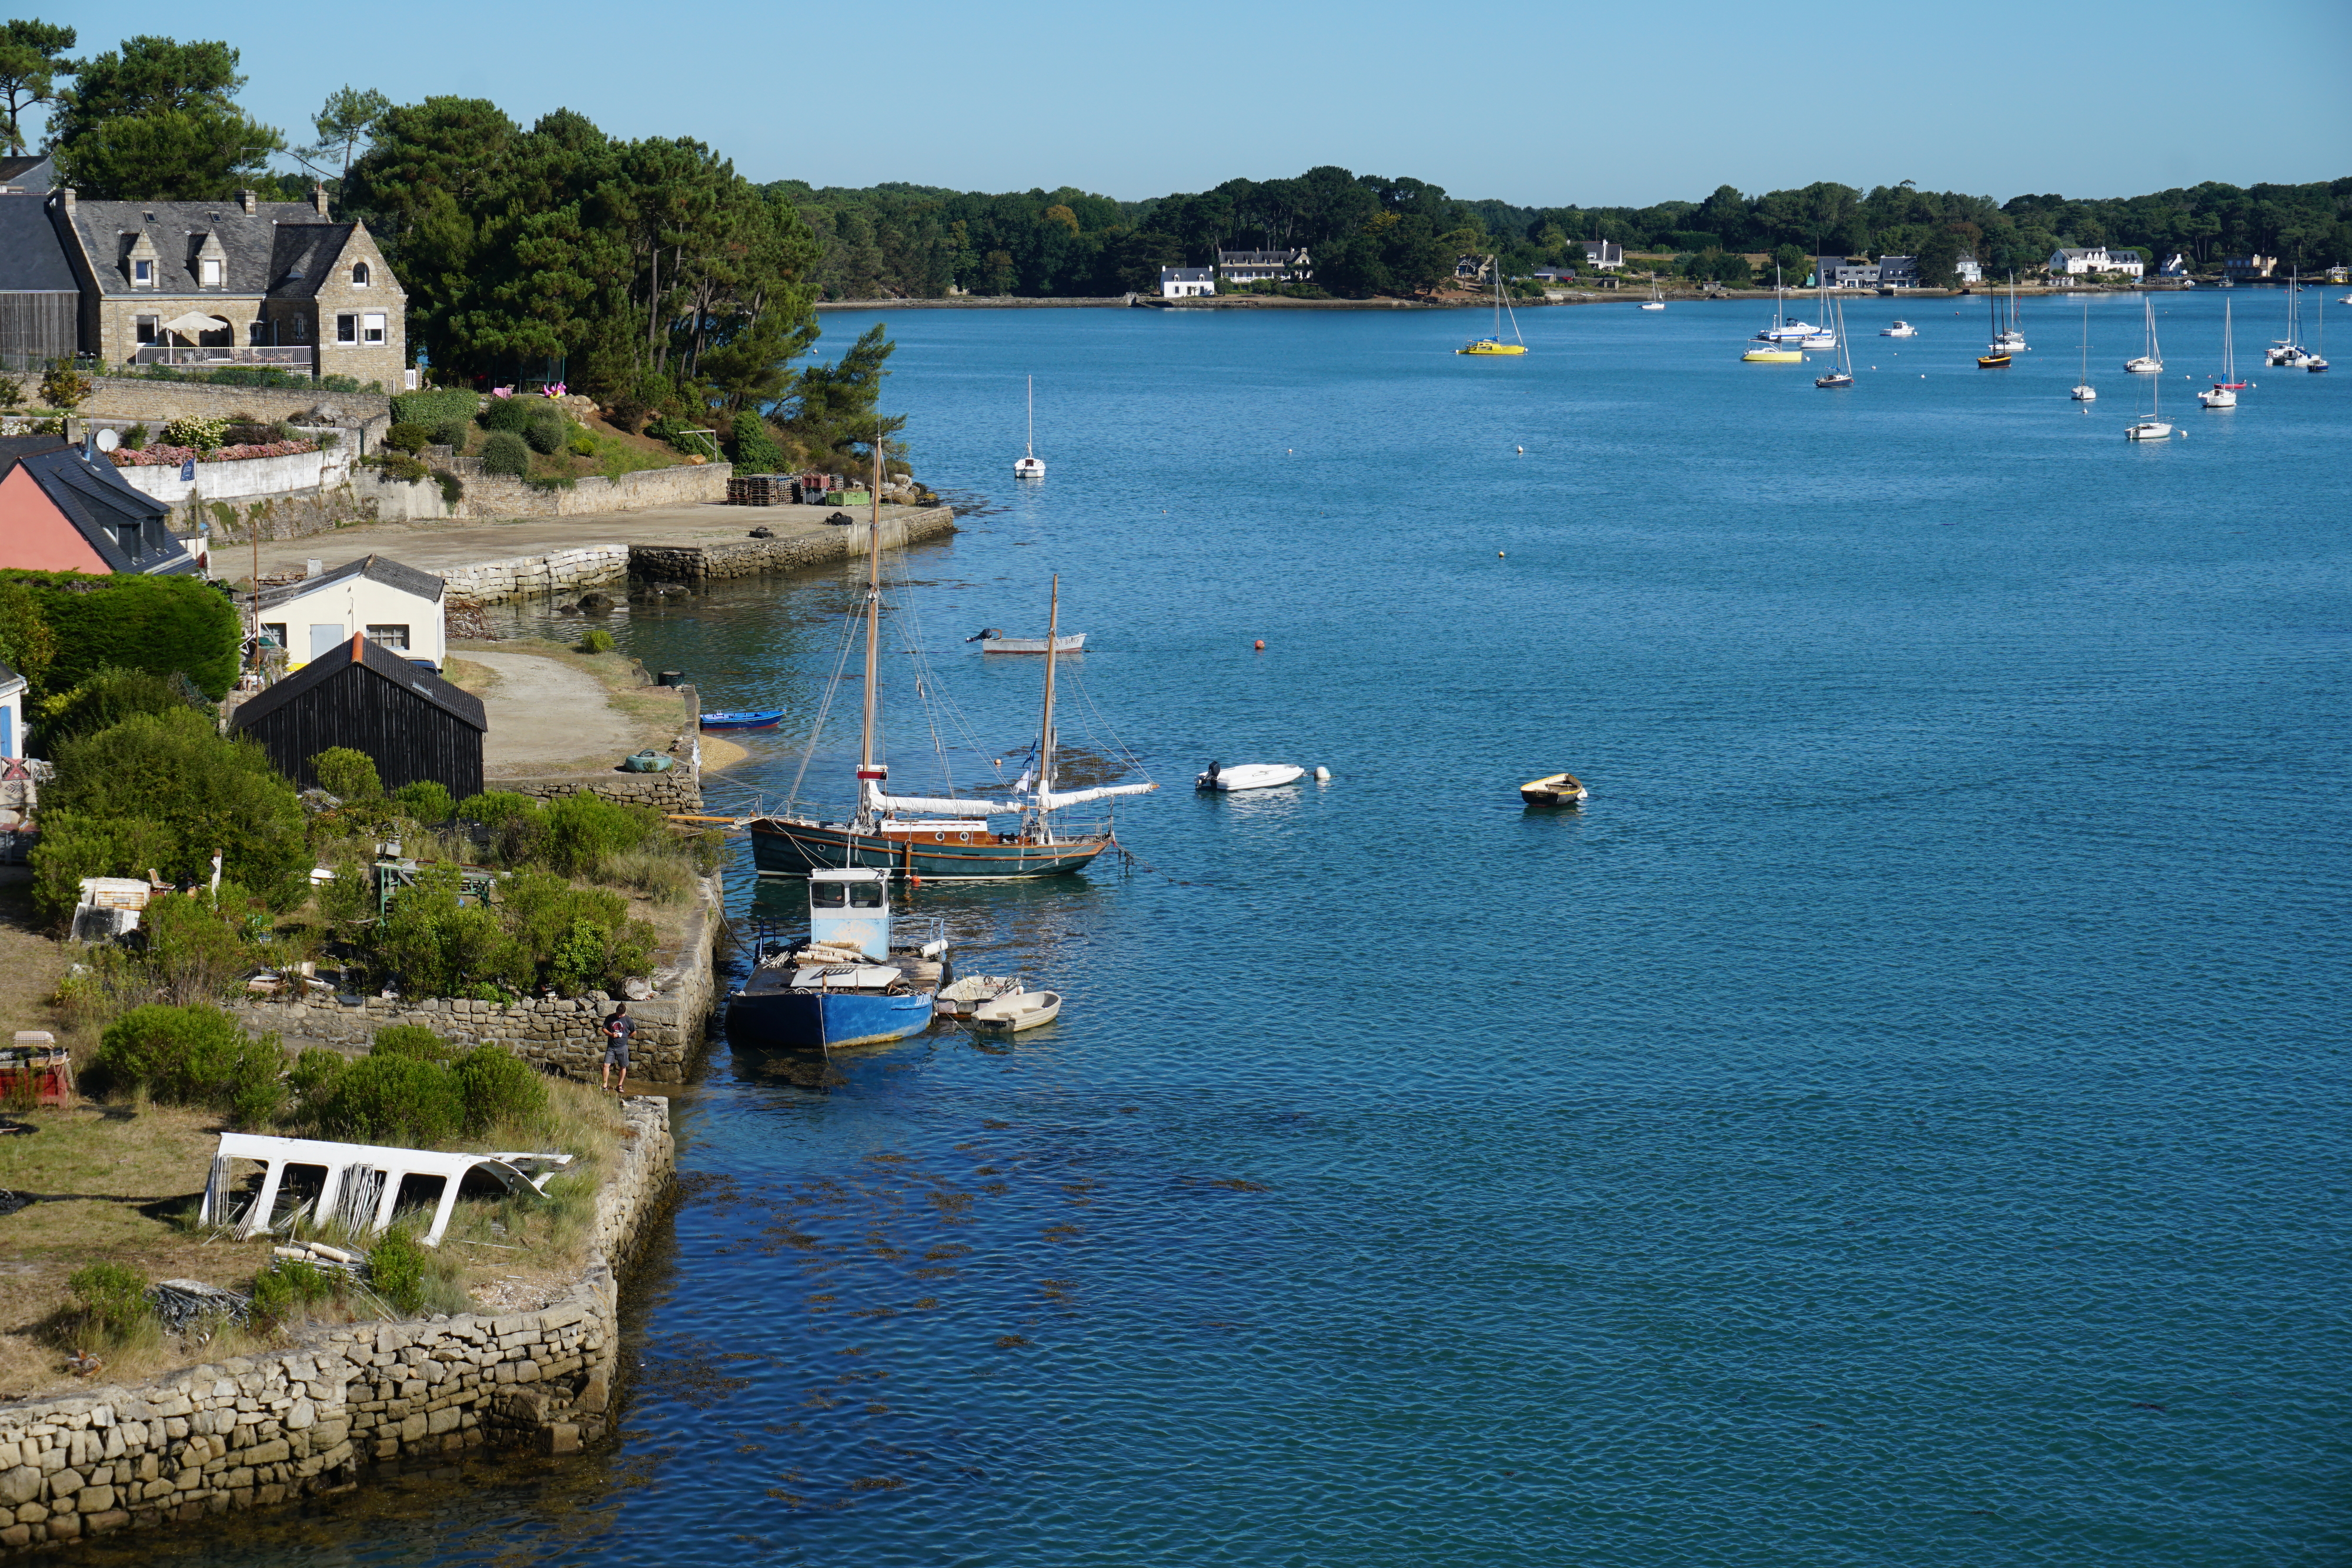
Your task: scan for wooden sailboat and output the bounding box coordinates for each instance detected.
[1977,288,2012,367]
[747,501,1155,878]
[1014,376,1045,477]
[1457,262,1528,355]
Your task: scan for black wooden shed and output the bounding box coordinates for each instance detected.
[230,633,486,797]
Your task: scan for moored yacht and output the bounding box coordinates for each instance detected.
[1881,319,1917,337]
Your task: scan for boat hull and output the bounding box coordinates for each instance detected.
[1458,342,1527,356]
[701,710,783,730]
[977,633,1085,654]
[1521,772,1588,807]
[749,818,1110,879]
[727,984,937,1049]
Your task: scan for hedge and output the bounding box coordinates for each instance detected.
[390,388,480,428]
[0,570,241,699]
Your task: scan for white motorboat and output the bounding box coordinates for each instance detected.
[971,986,1061,1032]
[1196,761,1305,791]
[2070,299,2097,402]
[1014,375,1045,477]
[2124,296,2163,372]
[1881,320,1917,337]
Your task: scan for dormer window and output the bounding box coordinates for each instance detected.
[351,261,370,287]
[133,259,153,285]
[199,258,222,286]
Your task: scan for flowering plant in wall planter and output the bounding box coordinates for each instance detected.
[111,439,320,467]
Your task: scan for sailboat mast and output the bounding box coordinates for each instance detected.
[1034,576,1061,843]
[858,439,883,777]
[1026,375,1034,459]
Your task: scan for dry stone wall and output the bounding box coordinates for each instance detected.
[632,504,956,582]
[79,376,393,426]
[0,1098,674,1554]
[450,462,732,520]
[231,872,720,1083]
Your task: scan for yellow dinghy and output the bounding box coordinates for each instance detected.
[1519,771,1588,806]
[1459,339,1526,356]
[1742,345,1803,363]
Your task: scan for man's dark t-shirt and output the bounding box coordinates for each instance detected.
[603,1013,634,1061]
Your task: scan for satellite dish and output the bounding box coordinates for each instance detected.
[93,428,120,452]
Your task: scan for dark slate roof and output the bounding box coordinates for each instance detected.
[0,193,74,290]
[265,222,352,297]
[231,633,487,734]
[64,198,350,296]
[0,155,51,192]
[2,444,196,576]
[255,553,446,611]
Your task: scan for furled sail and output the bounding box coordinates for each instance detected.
[1035,782,1158,811]
[865,785,1015,817]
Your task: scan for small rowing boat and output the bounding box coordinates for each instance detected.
[1519,771,1588,806]
[1197,761,1305,791]
[967,627,1086,654]
[701,710,784,730]
[972,987,1061,1032]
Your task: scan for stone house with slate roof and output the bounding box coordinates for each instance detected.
[0,435,198,576]
[47,183,407,385]
[0,156,77,363]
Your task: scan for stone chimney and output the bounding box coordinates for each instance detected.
[56,186,72,214]
[311,184,330,218]
[238,189,256,215]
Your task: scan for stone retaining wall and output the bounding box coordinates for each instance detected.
[440,546,632,604]
[80,376,394,426]
[502,767,703,814]
[631,504,956,581]
[230,871,721,1083]
[0,1097,675,1554]
[453,463,731,520]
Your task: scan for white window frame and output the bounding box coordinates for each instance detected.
[365,623,410,650]
[199,258,223,287]
[135,314,159,345]
[132,259,153,286]
[336,313,358,344]
[361,313,386,345]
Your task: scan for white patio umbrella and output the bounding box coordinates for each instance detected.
[158,311,230,340]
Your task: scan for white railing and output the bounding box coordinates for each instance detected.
[131,345,312,367]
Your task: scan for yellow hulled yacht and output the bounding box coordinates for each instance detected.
[1456,260,1528,355]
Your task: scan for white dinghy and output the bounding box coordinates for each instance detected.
[972,986,1061,1032]
[1195,761,1305,791]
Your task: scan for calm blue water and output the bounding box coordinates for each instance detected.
[148,291,2351,1565]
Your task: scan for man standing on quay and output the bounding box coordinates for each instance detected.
[602,1004,634,1094]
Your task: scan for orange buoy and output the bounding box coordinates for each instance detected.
[1253,639,1265,650]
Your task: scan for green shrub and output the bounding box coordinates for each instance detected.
[430,417,469,449]
[525,474,576,493]
[522,408,566,454]
[162,414,228,452]
[311,747,383,801]
[567,433,596,457]
[368,1229,428,1315]
[35,710,309,920]
[542,793,656,875]
[477,397,533,434]
[385,422,432,454]
[389,388,479,429]
[248,1255,339,1327]
[457,790,540,825]
[453,1045,546,1132]
[501,870,653,993]
[38,666,208,753]
[393,780,455,823]
[480,430,530,476]
[305,1051,463,1144]
[0,373,21,407]
[313,845,378,930]
[372,1023,454,1064]
[729,412,787,473]
[370,451,429,484]
[123,420,149,449]
[67,1262,150,1339]
[138,888,265,1004]
[39,362,91,411]
[576,628,614,654]
[433,468,464,507]
[374,862,528,997]
[288,1047,345,1098]
[456,791,547,865]
[95,1004,286,1119]
[0,569,243,699]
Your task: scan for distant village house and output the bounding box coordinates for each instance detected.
[1215,249,1311,285]
[1159,266,1214,298]
[1579,240,1624,270]
[2223,255,2276,280]
[2049,245,2146,279]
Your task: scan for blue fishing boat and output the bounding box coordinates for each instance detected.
[725,868,947,1049]
[701,710,784,730]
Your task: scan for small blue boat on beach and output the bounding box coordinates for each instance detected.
[725,868,947,1049]
[701,709,784,730]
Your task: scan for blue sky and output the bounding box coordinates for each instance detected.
[43,0,2352,205]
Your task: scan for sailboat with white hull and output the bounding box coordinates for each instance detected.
[1813,296,1855,387]
[747,493,1155,879]
[2070,297,2097,402]
[1014,376,1045,478]
[2199,300,2241,407]
[2125,296,2163,373]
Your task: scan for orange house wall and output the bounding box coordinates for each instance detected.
[0,467,109,573]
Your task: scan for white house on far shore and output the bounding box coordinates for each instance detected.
[2050,245,2145,279]
[1579,240,1624,270]
[1216,249,1311,285]
[1159,267,1213,299]
[253,554,447,671]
